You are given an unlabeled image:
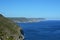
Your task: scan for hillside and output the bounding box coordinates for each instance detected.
[0,14,24,40]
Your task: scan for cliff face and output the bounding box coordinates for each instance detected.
[0,14,24,40]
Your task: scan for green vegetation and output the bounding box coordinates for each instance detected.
[6,36,14,40]
[0,14,24,40]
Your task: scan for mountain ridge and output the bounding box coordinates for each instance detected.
[8,17,45,23]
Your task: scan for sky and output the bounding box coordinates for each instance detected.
[0,0,60,19]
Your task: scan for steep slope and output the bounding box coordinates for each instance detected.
[0,14,24,40]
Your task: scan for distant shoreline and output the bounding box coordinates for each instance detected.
[8,17,45,23]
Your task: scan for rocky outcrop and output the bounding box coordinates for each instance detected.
[0,14,24,40]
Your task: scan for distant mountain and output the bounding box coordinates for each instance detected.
[8,17,45,23]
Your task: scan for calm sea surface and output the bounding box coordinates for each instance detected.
[17,20,60,40]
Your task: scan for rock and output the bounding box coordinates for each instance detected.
[0,14,24,40]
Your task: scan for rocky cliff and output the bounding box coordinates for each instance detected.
[0,14,24,40]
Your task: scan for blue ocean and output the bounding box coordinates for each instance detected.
[17,20,60,40]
